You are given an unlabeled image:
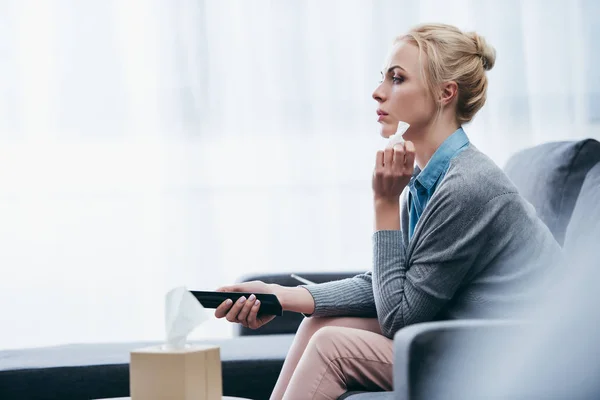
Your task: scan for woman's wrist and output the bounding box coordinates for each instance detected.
[275,285,316,314]
[374,197,401,231]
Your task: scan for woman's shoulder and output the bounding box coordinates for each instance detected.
[438,144,520,210]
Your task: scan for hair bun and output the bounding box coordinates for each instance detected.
[468,32,496,71]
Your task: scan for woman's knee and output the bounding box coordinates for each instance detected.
[297,316,337,337]
[306,326,345,361]
[295,317,382,352]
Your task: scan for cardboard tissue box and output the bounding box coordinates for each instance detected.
[130,287,221,400]
[130,344,222,400]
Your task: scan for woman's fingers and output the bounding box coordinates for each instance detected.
[236,294,257,325]
[247,299,262,329]
[383,147,394,167]
[214,298,233,318]
[225,296,247,322]
[392,143,406,174]
[372,140,415,201]
[215,294,268,330]
[376,150,384,167]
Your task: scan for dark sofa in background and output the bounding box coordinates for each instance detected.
[2,139,600,400]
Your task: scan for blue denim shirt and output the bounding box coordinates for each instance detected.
[408,128,470,240]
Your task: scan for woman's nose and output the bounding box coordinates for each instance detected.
[372,84,385,103]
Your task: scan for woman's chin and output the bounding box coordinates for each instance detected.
[378,123,397,138]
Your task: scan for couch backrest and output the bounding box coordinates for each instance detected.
[563,162,600,257]
[503,139,600,245]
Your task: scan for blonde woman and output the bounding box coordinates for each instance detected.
[215,23,562,399]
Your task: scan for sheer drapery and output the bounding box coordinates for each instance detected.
[1,0,598,349]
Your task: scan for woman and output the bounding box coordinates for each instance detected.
[214,23,562,399]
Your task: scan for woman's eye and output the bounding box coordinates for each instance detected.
[392,76,404,84]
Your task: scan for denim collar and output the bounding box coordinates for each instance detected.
[412,127,469,191]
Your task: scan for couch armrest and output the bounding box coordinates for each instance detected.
[393,319,522,399]
[234,272,363,336]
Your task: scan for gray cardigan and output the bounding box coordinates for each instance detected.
[304,144,563,338]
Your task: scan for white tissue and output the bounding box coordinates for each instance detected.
[164,287,208,350]
[385,121,410,149]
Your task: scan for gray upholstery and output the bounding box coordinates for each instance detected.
[564,162,600,255]
[0,334,294,400]
[393,320,525,400]
[235,272,362,336]
[503,139,600,245]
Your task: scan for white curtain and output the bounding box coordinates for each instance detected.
[1,0,598,349]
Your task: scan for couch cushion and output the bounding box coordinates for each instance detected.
[503,139,600,245]
[564,163,600,256]
[0,334,294,400]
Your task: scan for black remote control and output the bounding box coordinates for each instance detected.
[190,291,284,316]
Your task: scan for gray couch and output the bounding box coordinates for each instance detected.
[1,139,599,400]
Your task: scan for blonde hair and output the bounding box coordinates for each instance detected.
[397,23,496,124]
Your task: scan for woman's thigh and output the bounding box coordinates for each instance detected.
[296,316,382,339]
[283,325,394,399]
[270,317,382,400]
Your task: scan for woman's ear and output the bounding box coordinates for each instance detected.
[440,81,458,106]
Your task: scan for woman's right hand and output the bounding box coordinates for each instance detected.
[214,281,279,330]
[214,280,316,329]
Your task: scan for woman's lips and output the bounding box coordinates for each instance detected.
[376,109,388,122]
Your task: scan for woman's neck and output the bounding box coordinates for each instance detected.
[409,118,460,169]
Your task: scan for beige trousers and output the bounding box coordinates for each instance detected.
[269,317,394,400]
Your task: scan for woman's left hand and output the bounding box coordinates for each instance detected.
[372,141,416,201]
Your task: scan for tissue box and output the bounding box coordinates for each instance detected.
[130,344,222,400]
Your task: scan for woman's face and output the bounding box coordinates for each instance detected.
[372,41,436,138]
